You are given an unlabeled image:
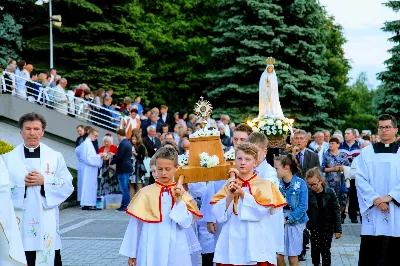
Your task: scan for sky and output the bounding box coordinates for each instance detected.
[320,0,398,88]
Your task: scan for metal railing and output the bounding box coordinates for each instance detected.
[1,72,121,132]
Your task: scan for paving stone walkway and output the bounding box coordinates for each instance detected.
[59,207,361,266]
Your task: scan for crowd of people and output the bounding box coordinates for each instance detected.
[71,102,394,266]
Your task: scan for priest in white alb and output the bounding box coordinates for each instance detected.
[356,114,400,265]
[2,112,74,266]
[78,128,104,210]
[0,155,27,266]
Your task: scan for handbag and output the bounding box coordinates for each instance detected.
[339,173,348,194]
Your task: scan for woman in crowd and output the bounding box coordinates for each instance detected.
[15,60,28,98]
[322,137,350,223]
[33,73,47,103]
[129,131,147,198]
[274,154,308,266]
[98,134,119,195]
[306,167,342,266]
[178,110,188,131]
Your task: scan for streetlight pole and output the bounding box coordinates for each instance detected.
[49,0,53,69]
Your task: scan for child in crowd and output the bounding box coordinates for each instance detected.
[274,154,308,266]
[211,143,286,266]
[119,147,202,266]
[306,167,342,266]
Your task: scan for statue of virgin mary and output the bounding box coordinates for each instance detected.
[259,57,284,118]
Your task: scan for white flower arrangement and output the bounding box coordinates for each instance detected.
[247,116,294,137]
[199,152,220,168]
[178,154,189,166]
[224,148,235,161]
[190,128,220,138]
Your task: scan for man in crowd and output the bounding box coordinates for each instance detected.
[218,114,232,137]
[79,128,104,210]
[2,112,74,265]
[53,78,69,115]
[143,125,161,158]
[161,123,169,134]
[148,112,163,133]
[140,108,152,137]
[49,68,57,84]
[159,105,173,127]
[110,129,133,212]
[356,114,400,265]
[133,96,143,115]
[323,129,331,143]
[104,89,113,98]
[309,131,329,167]
[339,128,361,224]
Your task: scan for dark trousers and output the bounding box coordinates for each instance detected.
[310,227,333,266]
[348,179,359,219]
[26,249,62,266]
[301,228,310,255]
[359,235,398,266]
[202,253,214,266]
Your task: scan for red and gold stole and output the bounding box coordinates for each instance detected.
[210,173,287,215]
[126,181,203,223]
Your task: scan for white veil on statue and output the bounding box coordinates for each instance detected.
[259,57,284,118]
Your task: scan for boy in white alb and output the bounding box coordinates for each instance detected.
[211,143,286,266]
[119,147,202,266]
[247,133,285,254]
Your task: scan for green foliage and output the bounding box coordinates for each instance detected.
[206,0,350,131]
[376,1,400,119]
[21,0,217,111]
[339,73,377,133]
[0,140,14,155]
[0,0,27,66]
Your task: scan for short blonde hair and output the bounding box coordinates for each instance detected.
[103,135,113,144]
[236,143,259,162]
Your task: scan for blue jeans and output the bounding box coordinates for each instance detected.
[117,173,130,209]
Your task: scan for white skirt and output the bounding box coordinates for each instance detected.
[279,210,306,257]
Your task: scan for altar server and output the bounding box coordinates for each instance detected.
[79,128,104,210]
[119,147,202,266]
[356,114,400,265]
[211,143,286,266]
[203,123,253,248]
[2,112,74,266]
[0,156,27,266]
[248,132,285,254]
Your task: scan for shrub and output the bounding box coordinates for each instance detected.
[0,140,14,155]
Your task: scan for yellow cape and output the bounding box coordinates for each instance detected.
[126,181,202,223]
[210,173,287,215]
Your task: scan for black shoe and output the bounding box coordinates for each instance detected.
[82,206,97,210]
[351,218,358,223]
[298,254,306,261]
[115,207,126,213]
[341,213,346,224]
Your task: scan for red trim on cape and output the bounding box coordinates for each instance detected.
[126,181,202,221]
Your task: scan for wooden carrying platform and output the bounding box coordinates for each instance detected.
[176,135,235,183]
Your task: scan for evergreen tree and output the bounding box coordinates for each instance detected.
[376,1,400,118]
[0,0,27,67]
[206,0,348,131]
[22,0,149,99]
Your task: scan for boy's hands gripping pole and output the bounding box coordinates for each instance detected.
[174,175,185,203]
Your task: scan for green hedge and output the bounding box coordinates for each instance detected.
[0,140,14,155]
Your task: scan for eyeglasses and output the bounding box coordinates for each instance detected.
[307,182,319,188]
[378,126,394,131]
